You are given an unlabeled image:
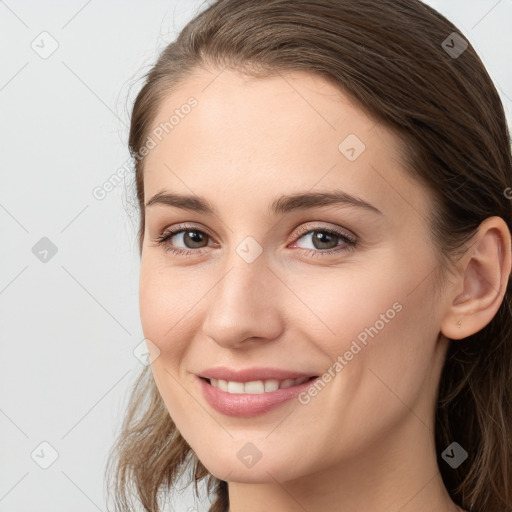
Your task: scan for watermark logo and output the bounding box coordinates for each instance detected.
[32,237,58,263]
[31,31,59,59]
[441,442,468,469]
[133,338,160,366]
[31,441,59,469]
[441,32,468,59]
[237,442,263,468]
[338,134,366,161]
[236,236,263,263]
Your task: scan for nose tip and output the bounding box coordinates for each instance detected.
[200,262,284,349]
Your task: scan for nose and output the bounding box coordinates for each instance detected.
[200,254,284,349]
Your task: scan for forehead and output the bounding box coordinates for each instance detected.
[141,68,431,224]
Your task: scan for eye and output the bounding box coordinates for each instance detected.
[290,224,357,257]
[152,224,214,256]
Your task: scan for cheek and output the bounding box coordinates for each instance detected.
[286,263,439,461]
[138,265,201,416]
[296,257,438,397]
[285,260,419,351]
[138,263,192,374]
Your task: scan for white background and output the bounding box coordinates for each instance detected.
[1,1,511,511]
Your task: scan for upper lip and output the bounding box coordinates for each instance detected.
[198,367,318,382]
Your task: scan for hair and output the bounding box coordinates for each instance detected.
[105,1,512,511]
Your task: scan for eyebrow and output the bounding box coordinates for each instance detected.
[145,189,382,216]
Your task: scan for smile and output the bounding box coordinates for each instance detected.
[197,374,320,418]
[205,376,315,394]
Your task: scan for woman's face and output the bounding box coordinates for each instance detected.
[139,68,450,483]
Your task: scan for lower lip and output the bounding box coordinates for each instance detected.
[197,376,319,418]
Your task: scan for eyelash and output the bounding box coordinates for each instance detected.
[152,223,357,258]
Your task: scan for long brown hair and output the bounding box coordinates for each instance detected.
[105,1,512,511]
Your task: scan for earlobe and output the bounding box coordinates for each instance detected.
[440,216,512,341]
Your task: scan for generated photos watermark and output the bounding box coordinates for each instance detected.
[298,301,403,405]
[92,96,198,201]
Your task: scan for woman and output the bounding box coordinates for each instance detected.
[106,1,512,511]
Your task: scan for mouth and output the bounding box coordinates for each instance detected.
[199,375,318,394]
[197,374,320,418]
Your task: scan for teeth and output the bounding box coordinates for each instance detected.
[280,378,295,389]
[227,381,245,394]
[209,376,312,394]
[264,379,279,392]
[244,380,265,394]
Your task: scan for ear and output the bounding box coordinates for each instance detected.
[441,216,512,340]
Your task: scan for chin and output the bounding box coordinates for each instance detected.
[199,451,307,484]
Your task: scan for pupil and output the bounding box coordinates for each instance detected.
[313,231,336,249]
[185,231,206,248]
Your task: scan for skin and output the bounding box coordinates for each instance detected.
[139,67,511,512]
